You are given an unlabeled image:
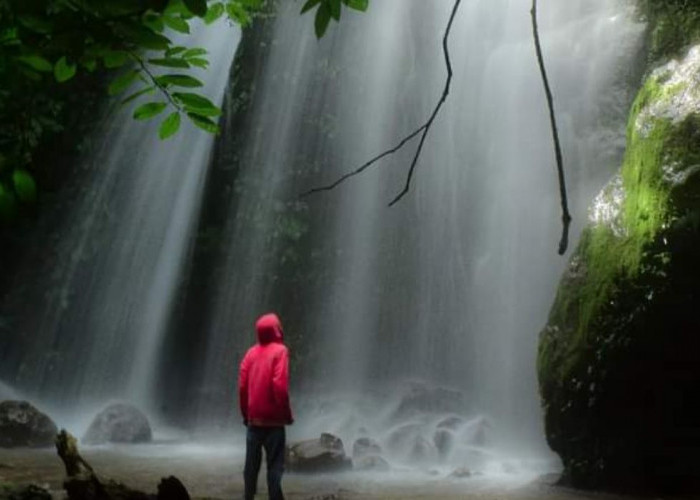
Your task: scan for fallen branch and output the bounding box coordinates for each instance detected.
[531,0,572,255]
[55,429,190,500]
[301,0,462,206]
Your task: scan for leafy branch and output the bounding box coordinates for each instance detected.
[301,0,462,207]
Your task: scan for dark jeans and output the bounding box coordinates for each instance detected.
[244,426,285,500]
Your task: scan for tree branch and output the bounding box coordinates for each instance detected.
[301,0,462,206]
[531,0,572,255]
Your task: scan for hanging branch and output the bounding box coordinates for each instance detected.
[301,0,462,206]
[531,0,572,255]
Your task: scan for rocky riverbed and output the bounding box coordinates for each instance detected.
[0,444,685,500]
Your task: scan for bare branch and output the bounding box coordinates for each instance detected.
[301,0,463,205]
[531,0,572,255]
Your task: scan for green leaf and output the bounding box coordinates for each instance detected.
[183,0,207,17]
[163,15,191,33]
[226,3,252,26]
[204,3,225,24]
[159,112,181,139]
[103,51,129,69]
[54,56,77,83]
[173,92,221,116]
[121,86,156,105]
[143,12,165,32]
[187,112,219,133]
[329,0,341,21]
[17,16,53,34]
[301,0,322,14]
[12,170,36,203]
[155,74,204,88]
[108,69,140,95]
[116,22,172,50]
[183,47,207,58]
[149,57,190,68]
[187,57,209,69]
[166,46,188,57]
[16,55,52,72]
[342,0,368,11]
[314,2,331,38]
[81,56,97,72]
[133,101,168,120]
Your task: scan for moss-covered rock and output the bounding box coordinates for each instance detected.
[539,46,700,493]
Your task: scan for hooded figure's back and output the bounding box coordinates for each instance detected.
[238,313,293,426]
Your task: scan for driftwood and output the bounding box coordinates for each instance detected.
[54,429,190,500]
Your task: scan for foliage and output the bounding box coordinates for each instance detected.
[0,0,262,220]
[640,0,700,61]
[299,0,368,38]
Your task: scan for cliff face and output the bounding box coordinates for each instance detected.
[538,6,700,493]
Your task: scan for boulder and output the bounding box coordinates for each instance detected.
[538,45,700,492]
[82,404,152,445]
[351,437,382,459]
[449,466,472,479]
[0,400,57,448]
[157,476,190,500]
[285,433,352,473]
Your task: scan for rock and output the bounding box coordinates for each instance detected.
[285,433,352,473]
[432,428,454,459]
[351,437,382,458]
[538,44,700,493]
[0,483,52,499]
[82,404,152,445]
[408,436,437,464]
[0,400,57,448]
[436,415,464,430]
[449,466,472,479]
[157,476,189,500]
[353,454,390,471]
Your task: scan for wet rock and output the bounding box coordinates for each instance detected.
[433,428,454,459]
[449,466,472,479]
[157,476,189,500]
[436,415,465,430]
[353,454,390,471]
[409,436,437,464]
[285,433,352,473]
[0,400,57,448]
[351,437,382,458]
[0,483,52,499]
[82,404,152,445]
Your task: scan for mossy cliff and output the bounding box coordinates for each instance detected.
[538,7,700,493]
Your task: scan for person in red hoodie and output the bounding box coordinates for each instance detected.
[238,312,293,500]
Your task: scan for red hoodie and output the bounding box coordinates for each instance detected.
[238,313,293,426]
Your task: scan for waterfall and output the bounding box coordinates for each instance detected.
[0,21,239,422]
[197,0,644,464]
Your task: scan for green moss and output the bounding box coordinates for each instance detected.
[540,69,700,388]
[641,0,700,61]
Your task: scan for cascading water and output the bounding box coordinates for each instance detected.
[0,21,239,427]
[197,0,644,472]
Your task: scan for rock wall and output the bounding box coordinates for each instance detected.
[538,6,700,493]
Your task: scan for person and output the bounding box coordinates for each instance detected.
[238,312,293,500]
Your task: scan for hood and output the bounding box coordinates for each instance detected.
[255,313,283,345]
